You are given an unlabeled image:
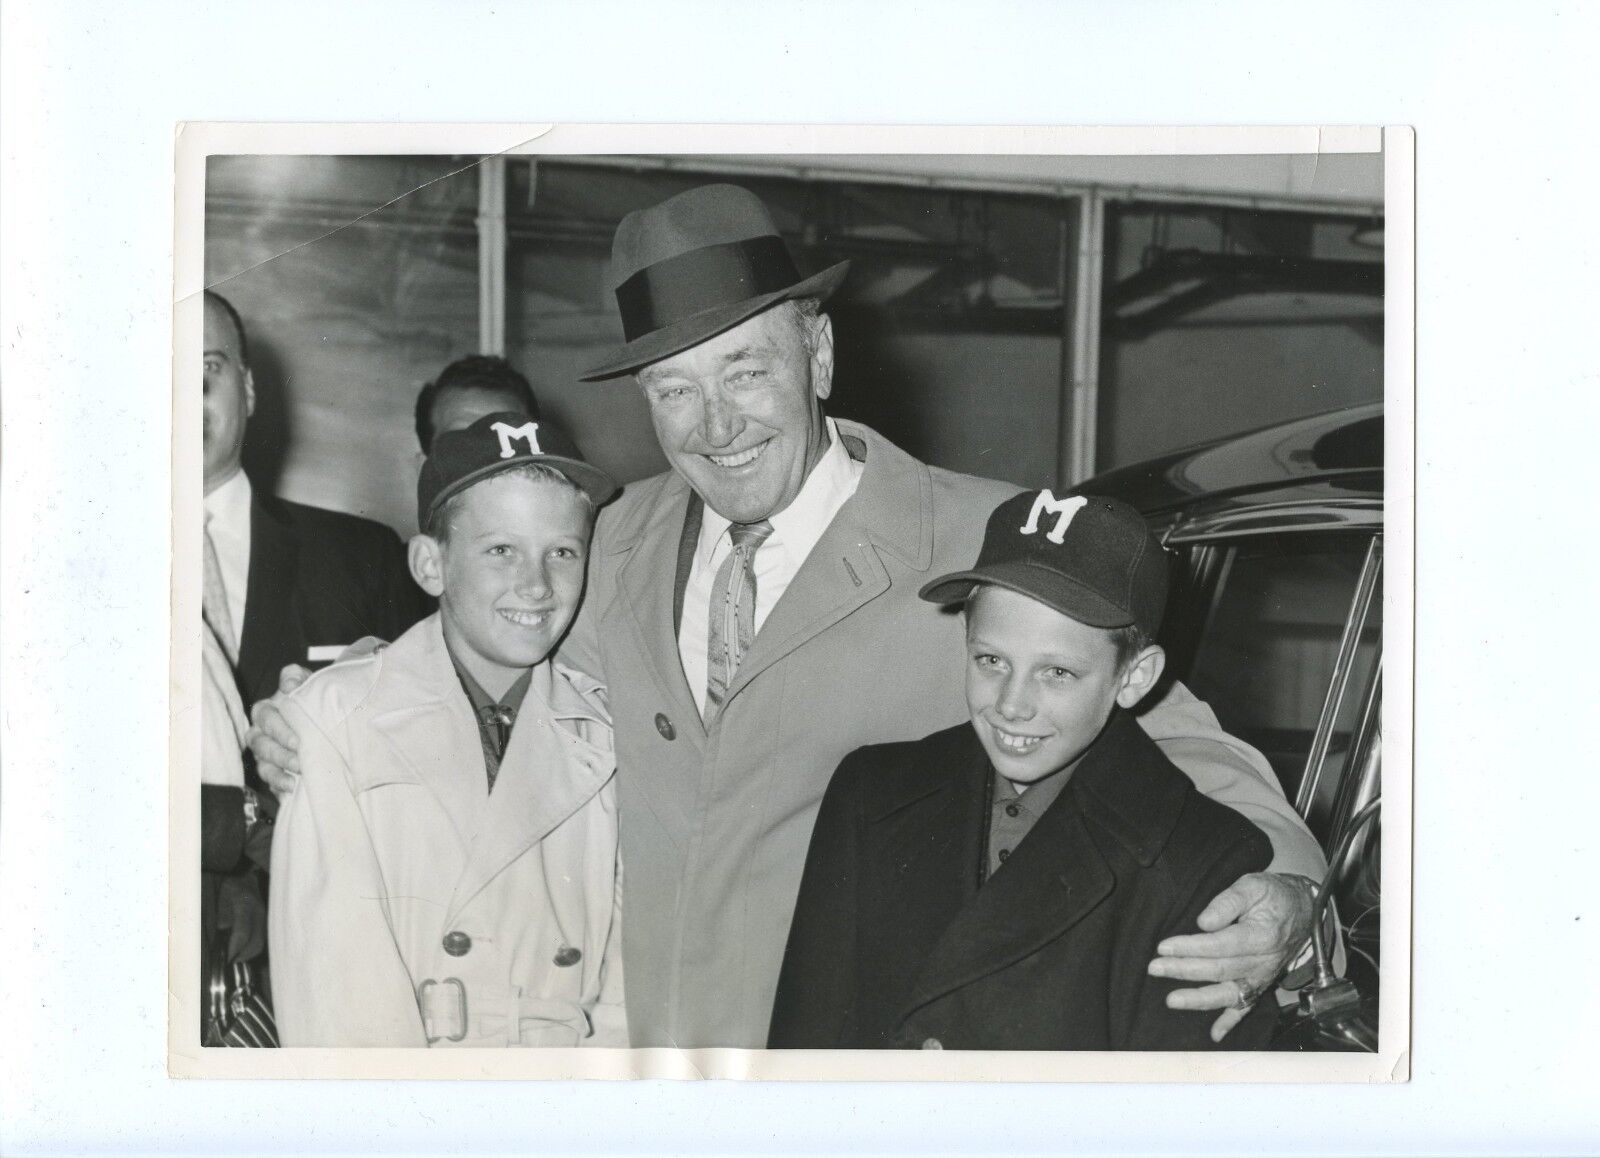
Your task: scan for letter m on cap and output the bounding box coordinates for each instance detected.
[1019,490,1088,545]
[491,420,542,459]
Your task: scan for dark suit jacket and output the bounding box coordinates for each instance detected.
[234,492,428,707]
[200,784,258,974]
[769,709,1277,1051]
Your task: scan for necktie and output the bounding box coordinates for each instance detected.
[202,514,239,666]
[704,519,773,718]
[477,704,516,793]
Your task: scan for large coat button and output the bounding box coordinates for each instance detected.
[442,931,472,957]
[654,713,676,740]
[553,945,583,968]
[921,1037,943,1050]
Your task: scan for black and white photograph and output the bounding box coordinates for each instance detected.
[13,2,1600,1153]
[171,125,1410,1080]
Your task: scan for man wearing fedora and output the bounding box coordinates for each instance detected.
[254,184,1330,1050]
[562,185,1329,1049]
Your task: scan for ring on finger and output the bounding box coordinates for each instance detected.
[1232,979,1263,1010]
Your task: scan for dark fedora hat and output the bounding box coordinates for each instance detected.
[579,184,849,381]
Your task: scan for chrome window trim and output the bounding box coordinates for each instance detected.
[1295,535,1384,820]
[1163,499,1383,545]
[1331,665,1383,875]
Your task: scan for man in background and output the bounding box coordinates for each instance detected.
[202,290,428,707]
[413,354,540,454]
[200,289,428,1034]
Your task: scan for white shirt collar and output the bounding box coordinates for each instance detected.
[204,468,252,530]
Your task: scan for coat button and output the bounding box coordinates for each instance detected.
[921,1037,943,1050]
[553,945,583,968]
[442,931,472,957]
[654,713,676,740]
[1005,802,1021,818]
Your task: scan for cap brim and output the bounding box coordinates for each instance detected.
[578,260,850,381]
[425,455,618,526]
[918,561,1136,629]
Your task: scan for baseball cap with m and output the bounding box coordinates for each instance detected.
[919,490,1170,639]
[417,412,617,529]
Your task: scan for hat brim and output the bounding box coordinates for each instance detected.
[918,561,1138,631]
[578,260,850,382]
[424,455,619,527]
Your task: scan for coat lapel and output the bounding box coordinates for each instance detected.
[444,665,615,925]
[724,422,934,705]
[366,618,485,851]
[236,494,302,703]
[870,730,991,956]
[897,737,1120,1021]
[610,474,704,737]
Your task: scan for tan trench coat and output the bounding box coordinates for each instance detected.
[563,419,1325,1048]
[269,614,626,1047]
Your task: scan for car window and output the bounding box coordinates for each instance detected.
[1182,532,1381,816]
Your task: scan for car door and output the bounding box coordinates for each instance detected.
[1158,519,1384,1038]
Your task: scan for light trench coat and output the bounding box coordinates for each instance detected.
[268,614,626,1047]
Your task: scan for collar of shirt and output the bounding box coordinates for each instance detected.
[996,758,1076,818]
[448,648,535,723]
[445,641,607,744]
[986,752,1083,880]
[679,418,865,713]
[445,639,535,792]
[203,469,252,637]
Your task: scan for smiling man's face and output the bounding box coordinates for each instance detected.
[636,302,835,525]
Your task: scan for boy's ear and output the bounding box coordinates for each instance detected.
[1115,644,1167,710]
[408,534,446,598]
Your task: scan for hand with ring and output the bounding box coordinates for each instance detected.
[1147,871,1318,1041]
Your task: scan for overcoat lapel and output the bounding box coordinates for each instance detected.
[610,474,704,738]
[236,494,302,703]
[897,742,1118,1021]
[366,622,486,854]
[725,424,933,705]
[445,673,614,925]
[364,619,616,926]
[869,732,991,961]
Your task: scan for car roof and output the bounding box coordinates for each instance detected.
[1082,403,1383,542]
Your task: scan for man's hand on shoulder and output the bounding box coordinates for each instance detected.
[247,663,311,797]
[247,639,390,797]
[1146,870,1316,1042]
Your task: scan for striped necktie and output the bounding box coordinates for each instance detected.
[704,519,773,718]
[202,514,239,666]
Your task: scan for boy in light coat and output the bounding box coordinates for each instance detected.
[268,413,625,1047]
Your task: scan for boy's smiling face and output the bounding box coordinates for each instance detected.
[964,585,1161,786]
[412,471,591,696]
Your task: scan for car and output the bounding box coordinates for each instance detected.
[1084,403,1384,1051]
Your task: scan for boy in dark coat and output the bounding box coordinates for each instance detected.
[769,490,1276,1051]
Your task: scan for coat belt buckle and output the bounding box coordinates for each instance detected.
[418,977,468,1044]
